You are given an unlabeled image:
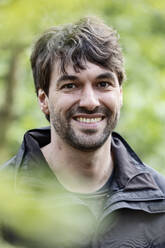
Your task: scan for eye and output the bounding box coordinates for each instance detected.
[97,81,111,88]
[61,83,77,89]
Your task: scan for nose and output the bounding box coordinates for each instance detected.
[79,85,100,111]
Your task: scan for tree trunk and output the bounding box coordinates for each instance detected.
[0,48,21,148]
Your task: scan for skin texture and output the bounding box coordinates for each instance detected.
[38,61,123,193]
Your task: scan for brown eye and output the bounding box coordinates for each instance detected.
[62,83,77,89]
[97,81,110,88]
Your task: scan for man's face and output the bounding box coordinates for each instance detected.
[39,61,122,151]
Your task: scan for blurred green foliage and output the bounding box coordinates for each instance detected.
[0,169,95,247]
[0,0,165,247]
[0,0,165,174]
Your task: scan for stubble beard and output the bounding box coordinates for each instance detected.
[50,106,120,152]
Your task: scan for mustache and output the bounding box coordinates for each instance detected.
[66,106,111,119]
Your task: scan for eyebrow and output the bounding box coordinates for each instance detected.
[56,75,78,87]
[96,72,116,81]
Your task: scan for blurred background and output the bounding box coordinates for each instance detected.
[0,0,165,173]
[0,1,165,247]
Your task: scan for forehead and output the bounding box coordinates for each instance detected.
[51,60,115,80]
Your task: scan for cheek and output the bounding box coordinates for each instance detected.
[102,93,121,111]
[49,94,79,114]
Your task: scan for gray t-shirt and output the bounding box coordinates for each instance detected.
[75,172,114,220]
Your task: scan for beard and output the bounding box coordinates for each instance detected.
[50,105,120,152]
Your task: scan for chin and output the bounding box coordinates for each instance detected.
[68,136,110,152]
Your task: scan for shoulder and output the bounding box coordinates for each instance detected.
[1,126,51,171]
[112,132,165,195]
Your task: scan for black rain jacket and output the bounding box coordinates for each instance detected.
[1,127,165,248]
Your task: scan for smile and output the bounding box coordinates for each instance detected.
[76,117,102,123]
[73,114,105,124]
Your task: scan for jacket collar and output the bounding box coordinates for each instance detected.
[17,127,164,198]
[15,127,165,213]
[111,132,159,192]
[103,132,165,215]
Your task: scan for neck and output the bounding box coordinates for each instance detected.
[41,130,114,194]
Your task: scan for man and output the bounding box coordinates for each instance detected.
[2,16,165,247]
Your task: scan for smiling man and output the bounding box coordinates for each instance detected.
[39,60,122,193]
[3,16,165,247]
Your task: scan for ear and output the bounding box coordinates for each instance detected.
[119,86,123,107]
[38,89,49,115]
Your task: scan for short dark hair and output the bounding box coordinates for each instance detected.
[30,16,126,98]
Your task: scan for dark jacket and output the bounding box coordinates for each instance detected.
[2,127,165,248]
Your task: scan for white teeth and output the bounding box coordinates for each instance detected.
[76,117,102,123]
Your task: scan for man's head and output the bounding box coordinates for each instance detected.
[30,16,125,151]
[31,16,125,96]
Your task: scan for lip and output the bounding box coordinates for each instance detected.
[72,114,105,119]
[72,114,105,128]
